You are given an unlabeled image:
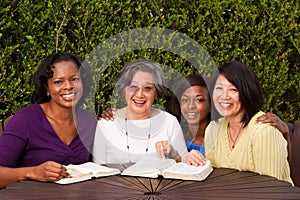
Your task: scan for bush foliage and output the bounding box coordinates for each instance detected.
[0,0,299,122]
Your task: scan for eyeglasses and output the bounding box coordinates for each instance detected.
[126,84,156,94]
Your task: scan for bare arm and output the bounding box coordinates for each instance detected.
[0,161,69,188]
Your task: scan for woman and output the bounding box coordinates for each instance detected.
[166,75,210,158]
[204,61,292,184]
[0,52,97,188]
[92,59,187,164]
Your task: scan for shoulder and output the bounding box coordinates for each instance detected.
[4,104,43,132]
[207,117,227,130]
[249,111,285,139]
[76,107,96,119]
[154,110,179,124]
[10,103,43,123]
[15,103,42,116]
[96,117,120,130]
[156,109,176,120]
[205,117,227,143]
[248,111,273,130]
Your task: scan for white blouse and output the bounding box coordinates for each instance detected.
[92,109,187,164]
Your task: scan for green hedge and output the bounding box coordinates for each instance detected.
[0,0,299,123]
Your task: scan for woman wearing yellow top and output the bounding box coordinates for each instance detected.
[204,61,293,184]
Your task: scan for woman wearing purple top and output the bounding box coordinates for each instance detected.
[0,52,97,188]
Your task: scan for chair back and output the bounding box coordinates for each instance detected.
[0,115,14,138]
[0,121,2,138]
[291,121,300,187]
[4,115,14,129]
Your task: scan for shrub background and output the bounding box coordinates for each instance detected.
[0,0,299,123]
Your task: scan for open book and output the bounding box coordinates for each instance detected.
[121,156,213,181]
[55,162,121,184]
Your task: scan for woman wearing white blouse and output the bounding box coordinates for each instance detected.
[92,59,187,164]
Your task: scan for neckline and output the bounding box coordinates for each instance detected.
[37,103,78,146]
[227,122,244,149]
[124,116,151,163]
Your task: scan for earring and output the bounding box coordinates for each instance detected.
[47,92,50,97]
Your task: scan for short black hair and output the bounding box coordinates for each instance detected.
[115,59,166,99]
[30,52,92,106]
[210,61,263,126]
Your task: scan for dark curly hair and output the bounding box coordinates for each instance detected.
[30,52,92,106]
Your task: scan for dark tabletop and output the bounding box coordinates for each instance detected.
[1,166,300,200]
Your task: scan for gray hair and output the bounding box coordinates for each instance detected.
[115,59,166,99]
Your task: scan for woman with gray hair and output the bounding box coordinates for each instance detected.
[92,59,187,164]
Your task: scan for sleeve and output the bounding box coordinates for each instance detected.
[252,125,291,182]
[204,122,214,156]
[0,113,28,167]
[92,122,107,164]
[204,121,223,166]
[169,116,188,161]
[77,110,97,153]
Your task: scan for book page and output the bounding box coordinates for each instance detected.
[55,162,120,184]
[164,160,211,174]
[162,160,213,181]
[121,156,176,178]
[68,162,119,175]
[55,174,93,185]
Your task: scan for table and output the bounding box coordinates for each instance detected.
[1,166,300,200]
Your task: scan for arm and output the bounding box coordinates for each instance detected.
[0,161,68,188]
[169,116,188,162]
[185,150,206,166]
[255,113,291,163]
[99,108,115,121]
[155,114,188,162]
[0,114,69,188]
[91,122,107,164]
[253,126,292,184]
[155,141,181,162]
[186,122,218,166]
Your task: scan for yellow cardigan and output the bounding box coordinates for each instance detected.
[205,111,293,184]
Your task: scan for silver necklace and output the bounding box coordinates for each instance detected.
[124,117,151,163]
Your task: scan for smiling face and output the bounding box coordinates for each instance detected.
[47,61,82,109]
[213,74,244,120]
[125,70,156,119]
[180,85,210,126]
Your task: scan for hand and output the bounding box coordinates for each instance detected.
[255,112,289,138]
[155,141,180,160]
[99,108,116,121]
[186,150,206,166]
[27,161,69,182]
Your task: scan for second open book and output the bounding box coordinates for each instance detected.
[55,156,213,184]
[121,156,213,181]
